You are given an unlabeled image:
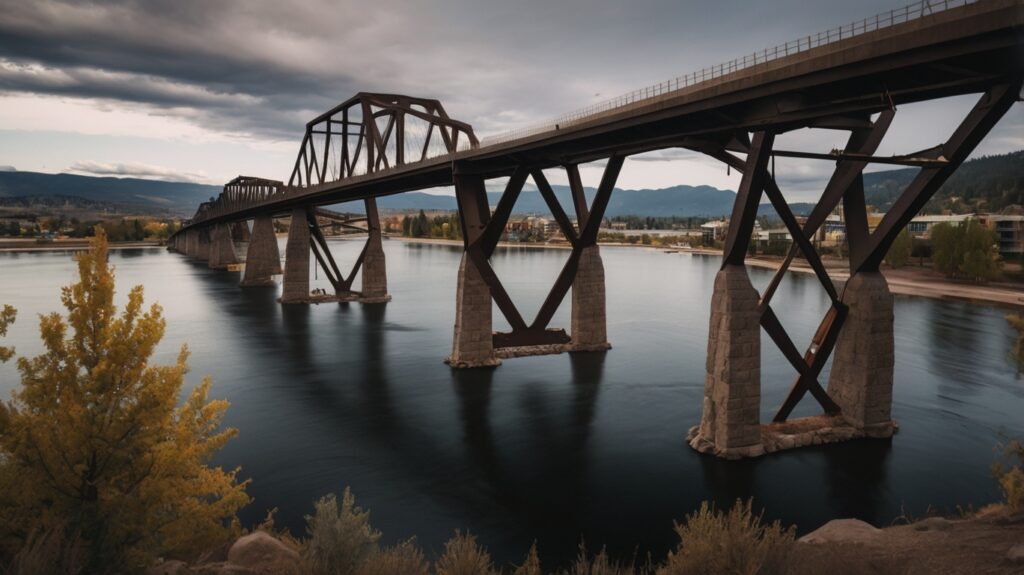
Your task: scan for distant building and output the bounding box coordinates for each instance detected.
[907,214,974,239]
[978,213,1024,257]
[701,220,729,245]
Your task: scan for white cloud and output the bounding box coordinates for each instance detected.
[66,160,216,184]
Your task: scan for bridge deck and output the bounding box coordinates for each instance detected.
[183,0,1023,229]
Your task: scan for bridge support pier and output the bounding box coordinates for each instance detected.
[196,228,211,263]
[209,223,240,269]
[360,198,391,303]
[241,215,281,287]
[184,229,197,257]
[827,272,896,436]
[570,245,609,351]
[281,207,311,303]
[688,265,763,458]
[447,252,500,368]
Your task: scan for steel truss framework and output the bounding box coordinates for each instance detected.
[290,93,479,187]
[454,156,625,349]
[701,80,1020,422]
[302,198,383,295]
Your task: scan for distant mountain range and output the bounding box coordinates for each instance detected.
[0,172,217,216]
[1,150,1019,219]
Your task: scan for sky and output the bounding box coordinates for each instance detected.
[0,0,1020,200]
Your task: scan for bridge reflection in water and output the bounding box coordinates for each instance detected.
[168,0,1023,461]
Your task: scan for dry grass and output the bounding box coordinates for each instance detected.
[435,531,499,575]
[567,543,641,575]
[657,499,795,575]
[356,539,430,575]
[511,543,542,575]
[304,488,382,575]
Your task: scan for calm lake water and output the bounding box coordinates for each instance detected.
[1,240,1022,566]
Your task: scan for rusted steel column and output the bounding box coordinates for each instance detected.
[447,170,499,368]
[360,197,391,303]
[208,222,240,269]
[827,272,896,435]
[570,245,610,351]
[196,227,211,262]
[241,215,281,287]
[689,264,763,458]
[280,207,311,304]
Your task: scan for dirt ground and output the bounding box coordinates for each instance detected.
[791,507,1024,575]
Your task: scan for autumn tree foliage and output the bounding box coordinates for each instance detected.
[0,229,250,572]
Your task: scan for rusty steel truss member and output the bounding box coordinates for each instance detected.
[289,93,478,187]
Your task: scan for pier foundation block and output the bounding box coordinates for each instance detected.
[447,252,500,368]
[241,215,281,287]
[208,223,239,269]
[689,264,763,458]
[280,208,311,304]
[570,245,610,351]
[827,272,897,436]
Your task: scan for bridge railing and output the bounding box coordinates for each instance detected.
[480,0,977,147]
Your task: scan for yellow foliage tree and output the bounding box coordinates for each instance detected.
[0,229,250,572]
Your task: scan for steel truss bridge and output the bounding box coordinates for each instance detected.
[170,0,1024,457]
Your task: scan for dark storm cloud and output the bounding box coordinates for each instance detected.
[0,0,918,141]
[1,0,1015,176]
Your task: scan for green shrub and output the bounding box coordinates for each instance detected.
[658,499,794,575]
[304,488,381,575]
[435,531,498,575]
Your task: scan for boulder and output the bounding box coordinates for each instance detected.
[912,517,954,532]
[1008,544,1024,565]
[227,531,301,574]
[799,519,882,544]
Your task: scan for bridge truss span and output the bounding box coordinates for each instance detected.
[166,0,1024,459]
[289,92,479,188]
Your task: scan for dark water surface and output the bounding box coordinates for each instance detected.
[1,241,1022,566]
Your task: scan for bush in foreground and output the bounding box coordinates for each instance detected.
[294,491,793,575]
[658,499,795,575]
[993,438,1024,513]
[0,229,249,573]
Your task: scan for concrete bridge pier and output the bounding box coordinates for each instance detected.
[280,207,311,303]
[208,223,240,269]
[827,272,896,437]
[688,264,763,459]
[196,228,211,263]
[184,229,197,257]
[570,245,609,351]
[241,214,281,287]
[360,198,390,304]
[447,252,501,368]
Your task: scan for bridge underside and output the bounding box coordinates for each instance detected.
[168,0,1024,458]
